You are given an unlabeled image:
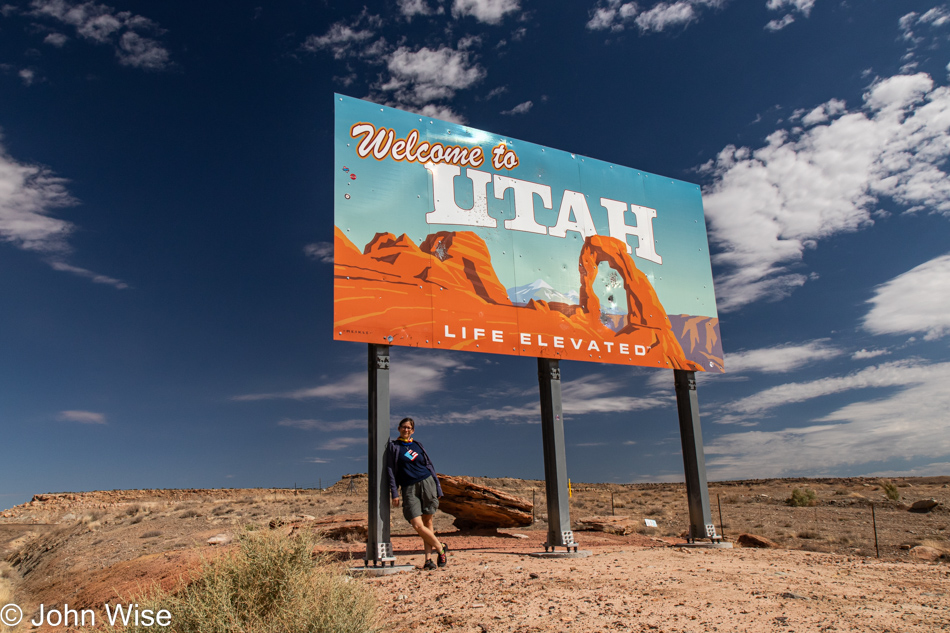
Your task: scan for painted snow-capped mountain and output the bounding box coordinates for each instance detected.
[507,279,580,306]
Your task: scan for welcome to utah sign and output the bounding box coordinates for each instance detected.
[333,94,723,372]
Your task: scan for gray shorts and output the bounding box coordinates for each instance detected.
[401,475,439,521]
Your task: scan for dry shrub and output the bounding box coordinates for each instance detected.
[99,529,377,633]
[795,530,822,540]
[140,530,163,539]
[645,507,665,516]
[881,481,901,501]
[787,488,817,507]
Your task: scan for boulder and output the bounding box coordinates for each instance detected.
[910,546,946,562]
[576,516,638,535]
[284,514,368,541]
[735,533,780,548]
[207,533,232,546]
[909,498,939,513]
[437,474,533,530]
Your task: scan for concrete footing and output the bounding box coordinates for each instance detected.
[528,550,593,559]
[679,541,733,549]
[347,564,415,576]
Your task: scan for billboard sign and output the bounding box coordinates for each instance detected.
[334,95,724,372]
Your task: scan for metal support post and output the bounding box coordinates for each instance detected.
[366,344,395,566]
[673,369,719,542]
[538,358,577,552]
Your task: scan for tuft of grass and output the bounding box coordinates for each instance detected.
[98,529,377,633]
[140,530,163,539]
[795,530,822,540]
[787,488,817,507]
[881,481,901,501]
[180,510,201,519]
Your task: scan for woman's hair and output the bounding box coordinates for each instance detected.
[399,417,415,430]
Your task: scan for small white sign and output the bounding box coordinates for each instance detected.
[644,519,657,527]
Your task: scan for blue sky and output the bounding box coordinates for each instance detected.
[1,0,949,511]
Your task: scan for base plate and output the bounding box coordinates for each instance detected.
[679,541,734,549]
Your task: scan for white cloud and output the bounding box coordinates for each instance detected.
[18,68,36,85]
[381,46,486,105]
[701,72,950,311]
[233,351,474,404]
[29,0,171,70]
[862,253,950,340]
[706,361,950,479]
[501,100,532,115]
[715,360,931,423]
[0,136,128,287]
[416,372,671,426]
[635,1,696,33]
[117,31,169,69]
[0,136,75,254]
[306,457,331,464]
[48,261,128,288]
[317,437,364,451]
[416,103,466,123]
[43,32,68,46]
[800,98,846,125]
[764,14,794,32]
[725,339,842,374]
[303,241,333,263]
[57,410,106,424]
[278,418,363,431]
[452,0,521,25]
[899,7,950,46]
[300,16,379,60]
[869,461,950,477]
[852,348,890,360]
[398,0,443,19]
[766,0,815,17]
[587,0,723,34]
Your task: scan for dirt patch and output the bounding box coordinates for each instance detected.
[1,476,948,632]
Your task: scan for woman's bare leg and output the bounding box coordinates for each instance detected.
[409,514,442,557]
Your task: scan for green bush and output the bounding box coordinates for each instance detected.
[787,488,817,507]
[100,529,377,633]
[881,481,901,501]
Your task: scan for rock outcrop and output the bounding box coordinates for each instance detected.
[437,474,533,530]
[576,515,639,535]
[273,513,368,541]
[735,533,780,548]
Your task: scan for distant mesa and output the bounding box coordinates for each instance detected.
[334,227,721,371]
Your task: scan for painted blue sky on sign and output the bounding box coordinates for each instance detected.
[334,94,717,318]
[1,0,949,510]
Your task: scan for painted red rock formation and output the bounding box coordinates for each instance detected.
[668,315,724,372]
[334,227,705,371]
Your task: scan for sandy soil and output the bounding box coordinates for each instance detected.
[368,531,950,633]
[1,476,948,632]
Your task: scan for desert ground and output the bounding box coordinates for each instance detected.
[1,475,948,632]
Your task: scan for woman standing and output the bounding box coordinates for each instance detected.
[386,417,448,570]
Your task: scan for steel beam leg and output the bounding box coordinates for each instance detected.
[673,369,719,542]
[538,358,577,551]
[366,344,394,565]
